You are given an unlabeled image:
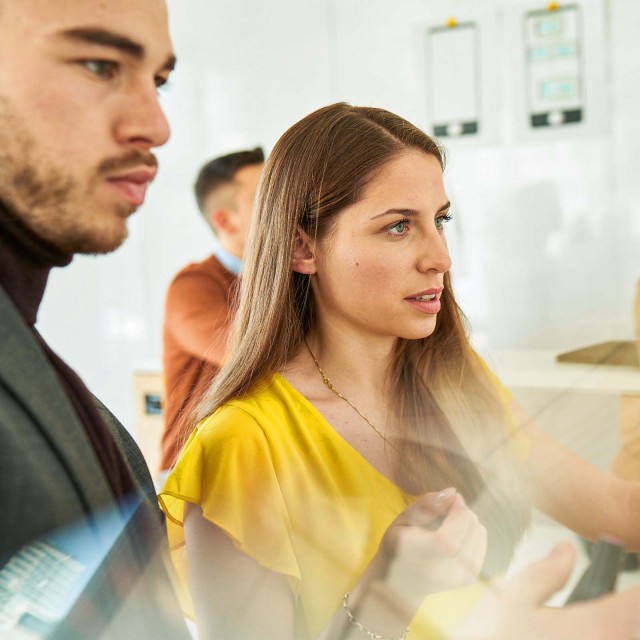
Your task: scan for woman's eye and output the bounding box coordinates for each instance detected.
[83,60,119,80]
[435,213,453,230]
[387,219,409,235]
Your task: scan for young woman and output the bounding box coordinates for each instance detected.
[159,103,640,640]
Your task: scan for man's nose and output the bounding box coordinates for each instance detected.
[115,82,171,150]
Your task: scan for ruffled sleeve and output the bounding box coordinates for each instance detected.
[159,404,301,618]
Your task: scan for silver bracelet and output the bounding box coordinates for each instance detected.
[342,592,409,640]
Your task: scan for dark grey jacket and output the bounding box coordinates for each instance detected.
[0,284,189,639]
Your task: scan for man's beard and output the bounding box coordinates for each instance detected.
[0,97,156,255]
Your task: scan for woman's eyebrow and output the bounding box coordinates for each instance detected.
[370,201,450,220]
[370,208,419,220]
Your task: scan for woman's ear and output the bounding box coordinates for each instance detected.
[291,226,317,274]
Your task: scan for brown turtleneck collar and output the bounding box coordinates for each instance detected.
[0,200,72,325]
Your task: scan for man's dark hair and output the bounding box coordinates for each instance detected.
[194,147,264,212]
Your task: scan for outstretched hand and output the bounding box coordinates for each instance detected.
[454,541,640,639]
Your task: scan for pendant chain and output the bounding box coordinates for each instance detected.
[304,340,397,450]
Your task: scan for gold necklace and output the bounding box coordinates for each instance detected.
[304,340,396,449]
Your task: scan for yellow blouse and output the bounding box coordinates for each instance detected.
[160,372,525,639]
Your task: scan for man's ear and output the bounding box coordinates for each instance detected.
[291,226,317,274]
[208,208,235,235]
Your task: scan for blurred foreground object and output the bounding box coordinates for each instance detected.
[565,538,625,604]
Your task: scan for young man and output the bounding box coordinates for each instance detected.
[159,148,264,475]
[0,1,188,637]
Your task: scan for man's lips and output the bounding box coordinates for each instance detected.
[105,168,157,208]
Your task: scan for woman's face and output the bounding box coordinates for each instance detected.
[311,150,452,344]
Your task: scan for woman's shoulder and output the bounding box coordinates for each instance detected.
[195,373,307,440]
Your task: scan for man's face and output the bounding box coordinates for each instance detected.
[231,163,263,258]
[0,0,175,254]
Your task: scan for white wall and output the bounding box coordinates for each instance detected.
[38,0,640,432]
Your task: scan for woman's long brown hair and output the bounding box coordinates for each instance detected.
[195,103,531,575]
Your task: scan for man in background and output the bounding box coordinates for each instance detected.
[159,148,264,477]
[0,0,188,636]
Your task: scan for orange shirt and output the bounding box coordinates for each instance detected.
[160,255,237,471]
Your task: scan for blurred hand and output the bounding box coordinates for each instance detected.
[454,541,640,639]
[381,487,488,607]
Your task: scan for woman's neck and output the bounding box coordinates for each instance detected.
[280,324,404,485]
[302,323,396,399]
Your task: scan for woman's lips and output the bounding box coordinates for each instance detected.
[404,297,441,314]
[404,287,443,314]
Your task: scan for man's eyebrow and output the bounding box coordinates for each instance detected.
[59,28,177,71]
[370,202,450,220]
[61,28,145,59]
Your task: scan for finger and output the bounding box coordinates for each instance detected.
[456,519,488,578]
[400,487,457,528]
[497,541,576,606]
[436,494,482,555]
